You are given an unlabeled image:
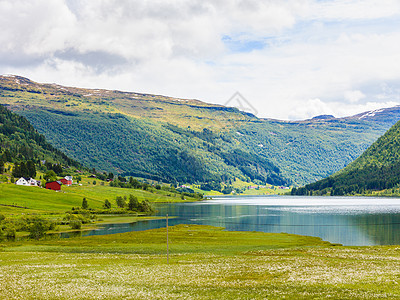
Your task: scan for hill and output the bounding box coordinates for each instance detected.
[293,119,400,195]
[1,75,399,186]
[0,103,80,172]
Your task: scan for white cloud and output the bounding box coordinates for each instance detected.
[1,0,400,120]
[309,0,400,21]
[289,98,334,120]
[344,90,365,103]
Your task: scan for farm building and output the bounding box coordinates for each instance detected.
[45,181,62,191]
[59,176,73,186]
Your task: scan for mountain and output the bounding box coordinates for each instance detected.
[346,106,400,125]
[0,103,80,169]
[293,119,400,195]
[1,75,399,186]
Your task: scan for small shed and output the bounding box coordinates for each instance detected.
[45,181,62,191]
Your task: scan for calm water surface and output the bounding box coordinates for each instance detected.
[65,196,400,246]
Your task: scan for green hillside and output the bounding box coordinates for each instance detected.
[0,103,80,170]
[0,75,398,186]
[293,120,400,195]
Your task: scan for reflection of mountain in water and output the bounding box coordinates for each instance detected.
[350,213,400,245]
[155,202,387,246]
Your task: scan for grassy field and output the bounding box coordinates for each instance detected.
[0,182,193,216]
[1,225,400,299]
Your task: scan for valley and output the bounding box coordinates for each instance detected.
[2,75,399,186]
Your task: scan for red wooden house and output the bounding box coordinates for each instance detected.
[59,176,73,186]
[45,181,62,191]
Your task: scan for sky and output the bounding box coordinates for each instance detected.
[1,0,400,120]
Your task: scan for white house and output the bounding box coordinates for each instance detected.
[28,178,40,186]
[15,177,40,186]
[15,177,29,186]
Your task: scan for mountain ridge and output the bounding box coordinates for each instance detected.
[293,119,400,195]
[1,74,399,186]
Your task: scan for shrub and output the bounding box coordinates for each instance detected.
[27,217,51,240]
[69,220,82,230]
[4,225,16,240]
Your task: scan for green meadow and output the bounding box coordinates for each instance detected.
[1,225,400,299]
[0,182,193,216]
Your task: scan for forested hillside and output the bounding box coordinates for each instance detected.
[0,104,80,174]
[293,120,400,195]
[1,75,399,186]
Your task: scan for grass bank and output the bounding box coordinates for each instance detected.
[1,225,400,299]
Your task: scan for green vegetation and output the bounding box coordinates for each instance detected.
[0,171,200,239]
[2,75,397,186]
[0,180,197,215]
[0,103,80,170]
[1,225,400,299]
[293,119,400,196]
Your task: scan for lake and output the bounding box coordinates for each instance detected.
[65,196,400,246]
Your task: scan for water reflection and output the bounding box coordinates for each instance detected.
[61,196,400,246]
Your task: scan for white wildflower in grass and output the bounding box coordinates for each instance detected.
[2,226,400,299]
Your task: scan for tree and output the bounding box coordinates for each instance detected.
[2,150,12,162]
[82,197,88,209]
[52,164,63,175]
[44,170,57,182]
[12,161,28,178]
[26,160,36,178]
[221,186,233,194]
[0,159,4,174]
[116,196,125,208]
[27,217,50,240]
[103,199,111,209]
[69,220,82,230]
[128,195,139,211]
[138,200,153,213]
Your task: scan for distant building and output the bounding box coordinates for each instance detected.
[45,181,62,191]
[59,176,73,186]
[15,177,40,187]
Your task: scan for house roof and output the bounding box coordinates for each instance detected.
[46,181,62,185]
